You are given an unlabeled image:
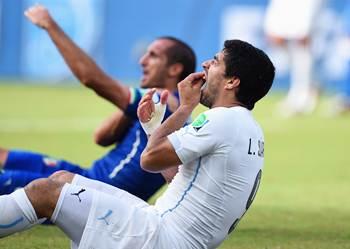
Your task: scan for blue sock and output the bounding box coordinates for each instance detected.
[0,170,46,195]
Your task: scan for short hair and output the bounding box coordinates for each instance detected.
[158,36,196,81]
[223,40,275,110]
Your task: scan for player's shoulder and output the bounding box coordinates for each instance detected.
[190,107,234,133]
[196,107,258,135]
[203,106,250,123]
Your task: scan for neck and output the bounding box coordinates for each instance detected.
[211,101,244,109]
[211,93,244,109]
[163,78,179,92]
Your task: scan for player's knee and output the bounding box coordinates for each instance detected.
[49,170,75,184]
[24,178,63,218]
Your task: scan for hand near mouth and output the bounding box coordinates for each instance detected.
[178,72,205,110]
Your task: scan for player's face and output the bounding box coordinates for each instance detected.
[200,51,227,108]
[139,39,173,88]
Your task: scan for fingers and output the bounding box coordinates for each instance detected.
[160,90,169,105]
[138,102,153,123]
[189,72,206,81]
[24,4,43,16]
[138,88,157,122]
[138,88,169,123]
[138,88,156,106]
[187,72,205,83]
[177,72,204,109]
[24,4,50,28]
[185,72,206,89]
[24,8,32,19]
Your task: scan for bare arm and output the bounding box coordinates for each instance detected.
[24,5,129,110]
[94,111,132,147]
[161,166,179,183]
[139,73,205,172]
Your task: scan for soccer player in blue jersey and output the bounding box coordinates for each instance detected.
[0,4,196,201]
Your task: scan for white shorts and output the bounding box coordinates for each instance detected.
[55,176,176,249]
[264,0,323,39]
[77,188,162,249]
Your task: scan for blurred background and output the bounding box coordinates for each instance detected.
[0,1,349,248]
[0,0,349,91]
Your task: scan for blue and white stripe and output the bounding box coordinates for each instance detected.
[161,158,202,218]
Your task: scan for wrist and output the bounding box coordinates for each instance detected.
[44,18,55,30]
[178,104,195,115]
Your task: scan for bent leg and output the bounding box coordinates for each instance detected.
[0,178,61,238]
[0,170,46,195]
[0,175,92,246]
[72,174,148,207]
[50,183,92,246]
[0,189,38,238]
[48,171,147,207]
[4,150,89,176]
[28,172,92,245]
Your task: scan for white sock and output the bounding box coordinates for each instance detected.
[0,189,42,238]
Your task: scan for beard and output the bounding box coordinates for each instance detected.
[200,88,214,108]
[200,80,219,108]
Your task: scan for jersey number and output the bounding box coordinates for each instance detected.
[228,169,262,234]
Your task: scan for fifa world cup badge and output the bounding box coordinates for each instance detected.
[191,113,209,131]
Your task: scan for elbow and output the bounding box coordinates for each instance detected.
[80,75,95,88]
[140,152,151,171]
[93,131,110,147]
[140,151,158,173]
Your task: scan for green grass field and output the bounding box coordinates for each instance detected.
[0,83,349,249]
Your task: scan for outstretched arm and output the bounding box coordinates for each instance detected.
[24,4,129,110]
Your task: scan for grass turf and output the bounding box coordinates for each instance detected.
[0,83,349,249]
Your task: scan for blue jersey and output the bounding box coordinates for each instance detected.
[1,88,180,201]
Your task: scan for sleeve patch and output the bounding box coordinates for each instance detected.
[191,113,209,131]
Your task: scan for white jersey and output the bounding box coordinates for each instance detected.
[155,106,265,248]
[74,106,265,249]
[264,0,324,39]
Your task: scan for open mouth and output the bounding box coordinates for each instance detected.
[201,73,207,90]
[141,70,149,82]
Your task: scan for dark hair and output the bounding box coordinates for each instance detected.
[223,39,275,110]
[158,36,196,81]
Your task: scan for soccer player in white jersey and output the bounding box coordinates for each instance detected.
[0,39,275,248]
[264,0,324,116]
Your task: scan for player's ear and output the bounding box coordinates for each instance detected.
[168,63,184,78]
[225,76,240,90]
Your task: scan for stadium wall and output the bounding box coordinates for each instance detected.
[0,0,348,90]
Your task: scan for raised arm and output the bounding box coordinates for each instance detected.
[24,4,129,110]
